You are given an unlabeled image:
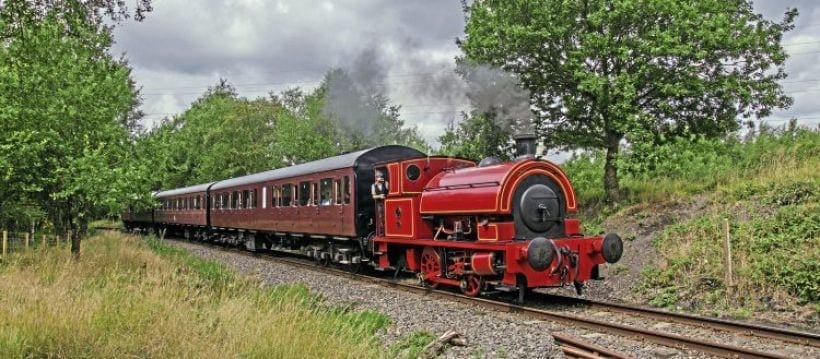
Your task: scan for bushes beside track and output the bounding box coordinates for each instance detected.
[564,127,820,314]
[564,127,819,206]
[0,232,388,357]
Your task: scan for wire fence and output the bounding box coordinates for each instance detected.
[1,230,70,258]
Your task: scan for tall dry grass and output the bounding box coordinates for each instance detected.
[0,232,388,358]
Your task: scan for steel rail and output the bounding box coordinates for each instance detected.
[140,234,808,359]
[538,294,820,348]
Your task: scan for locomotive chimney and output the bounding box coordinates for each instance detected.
[513,131,537,159]
[511,118,537,159]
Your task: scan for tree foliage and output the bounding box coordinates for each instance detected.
[459,0,796,201]
[138,70,430,190]
[0,0,150,256]
[438,112,513,161]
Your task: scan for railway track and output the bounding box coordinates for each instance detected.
[113,230,817,359]
[535,293,820,349]
[235,250,814,358]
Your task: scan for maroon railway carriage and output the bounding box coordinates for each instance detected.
[122,192,156,230]
[152,183,214,237]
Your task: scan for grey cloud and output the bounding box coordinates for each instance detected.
[113,0,820,142]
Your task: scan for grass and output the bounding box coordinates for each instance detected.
[0,232,389,358]
[564,126,820,315]
[388,331,436,359]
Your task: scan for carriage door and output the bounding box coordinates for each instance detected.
[372,166,390,236]
[318,178,334,233]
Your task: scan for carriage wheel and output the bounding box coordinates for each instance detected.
[461,274,483,297]
[346,260,363,274]
[419,247,440,288]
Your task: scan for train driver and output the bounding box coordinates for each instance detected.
[371,170,389,235]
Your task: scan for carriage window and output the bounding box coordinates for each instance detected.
[262,187,267,209]
[211,196,216,209]
[320,178,332,205]
[250,189,257,208]
[222,192,228,209]
[343,176,351,204]
[231,191,239,209]
[312,182,319,205]
[242,190,250,209]
[271,186,277,207]
[282,184,293,206]
[299,181,310,206]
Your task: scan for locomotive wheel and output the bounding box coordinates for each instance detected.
[419,247,440,288]
[461,274,483,297]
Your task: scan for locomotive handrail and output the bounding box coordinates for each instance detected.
[423,181,499,192]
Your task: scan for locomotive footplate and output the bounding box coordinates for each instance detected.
[372,235,613,291]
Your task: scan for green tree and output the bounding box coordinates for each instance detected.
[0,0,150,257]
[438,112,514,161]
[459,0,796,201]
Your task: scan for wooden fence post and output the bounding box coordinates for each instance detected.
[2,230,7,257]
[25,233,30,249]
[723,218,734,288]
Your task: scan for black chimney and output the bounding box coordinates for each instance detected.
[513,131,537,159]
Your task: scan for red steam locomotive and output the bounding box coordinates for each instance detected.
[124,134,622,300]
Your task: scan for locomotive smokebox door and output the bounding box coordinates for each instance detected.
[519,184,560,233]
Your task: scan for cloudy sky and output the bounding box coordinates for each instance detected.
[112,0,820,147]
